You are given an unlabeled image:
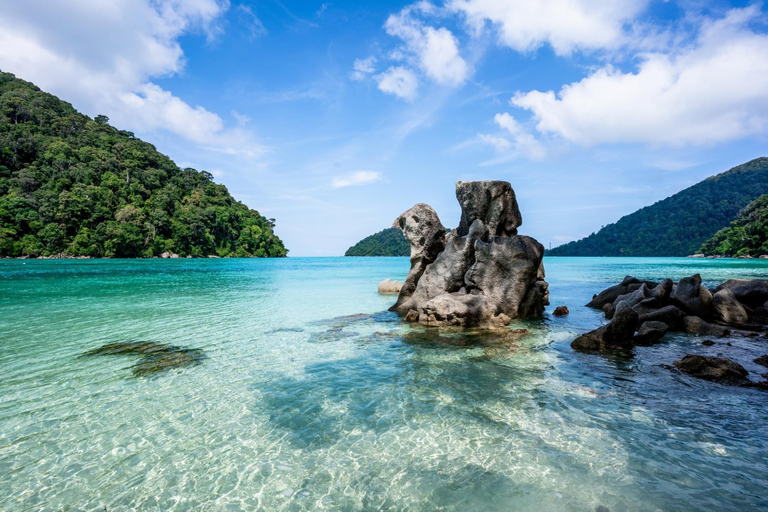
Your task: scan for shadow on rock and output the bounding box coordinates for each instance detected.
[82,341,205,377]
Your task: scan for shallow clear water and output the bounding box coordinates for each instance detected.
[1,257,768,511]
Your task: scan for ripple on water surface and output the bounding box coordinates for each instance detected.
[0,257,767,510]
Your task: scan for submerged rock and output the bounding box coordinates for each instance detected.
[390,181,548,328]
[674,355,749,386]
[82,341,205,377]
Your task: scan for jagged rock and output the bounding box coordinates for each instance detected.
[638,305,686,330]
[674,355,749,385]
[389,203,446,314]
[633,321,668,346]
[378,278,403,295]
[553,306,569,316]
[390,181,548,328]
[712,289,749,326]
[571,308,638,352]
[670,274,713,318]
[714,279,768,309]
[455,180,521,237]
[683,316,730,337]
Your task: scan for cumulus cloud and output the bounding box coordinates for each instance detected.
[385,3,469,87]
[449,0,648,55]
[0,0,265,156]
[350,56,377,81]
[511,6,768,146]
[375,66,419,101]
[331,171,382,188]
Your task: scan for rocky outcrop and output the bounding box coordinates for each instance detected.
[378,279,403,295]
[576,275,768,355]
[389,204,446,313]
[390,181,548,328]
[553,306,569,316]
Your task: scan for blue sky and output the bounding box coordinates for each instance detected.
[1,0,766,255]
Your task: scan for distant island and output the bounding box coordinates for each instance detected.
[699,193,768,257]
[548,157,768,257]
[345,227,409,256]
[0,71,287,258]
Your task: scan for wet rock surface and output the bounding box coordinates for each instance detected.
[674,355,749,385]
[577,275,768,389]
[82,341,205,377]
[390,181,548,328]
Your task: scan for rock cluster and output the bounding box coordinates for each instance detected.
[575,275,768,388]
[575,275,768,353]
[390,181,549,328]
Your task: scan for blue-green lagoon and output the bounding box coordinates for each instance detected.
[1,257,768,511]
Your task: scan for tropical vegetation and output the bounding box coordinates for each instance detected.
[345,227,409,256]
[548,158,768,256]
[0,71,287,258]
[700,194,768,257]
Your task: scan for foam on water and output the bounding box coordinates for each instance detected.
[1,257,767,510]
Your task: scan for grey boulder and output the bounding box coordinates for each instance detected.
[571,308,639,352]
[712,289,749,326]
[633,321,669,346]
[670,274,713,318]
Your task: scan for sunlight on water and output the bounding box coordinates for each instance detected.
[1,257,767,510]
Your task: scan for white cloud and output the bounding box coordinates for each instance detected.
[493,113,545,160]
[0,0,265,156]
[385,4,470,86]
[350,56,377,81]
[237,4,268,39]
[477,133,512,152]
[511,6,768,146]
[449,0,648,55]
[375,66,419,101]
[331,171,382,188]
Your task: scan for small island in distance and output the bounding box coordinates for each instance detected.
[0,72,287,259]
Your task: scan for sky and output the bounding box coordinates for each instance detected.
[0,0,767,256]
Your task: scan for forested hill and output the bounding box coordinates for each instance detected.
[700,194,768,257]
[548,158,768,257]
[345,227,409,256]
[0,71,287,258]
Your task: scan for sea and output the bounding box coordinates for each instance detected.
[1,257,767,511]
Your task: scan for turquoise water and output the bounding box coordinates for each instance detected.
[1,257,768,511]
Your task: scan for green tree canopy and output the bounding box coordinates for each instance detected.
[0,71,287,258]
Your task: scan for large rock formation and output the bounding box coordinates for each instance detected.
[389,181,549,328]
